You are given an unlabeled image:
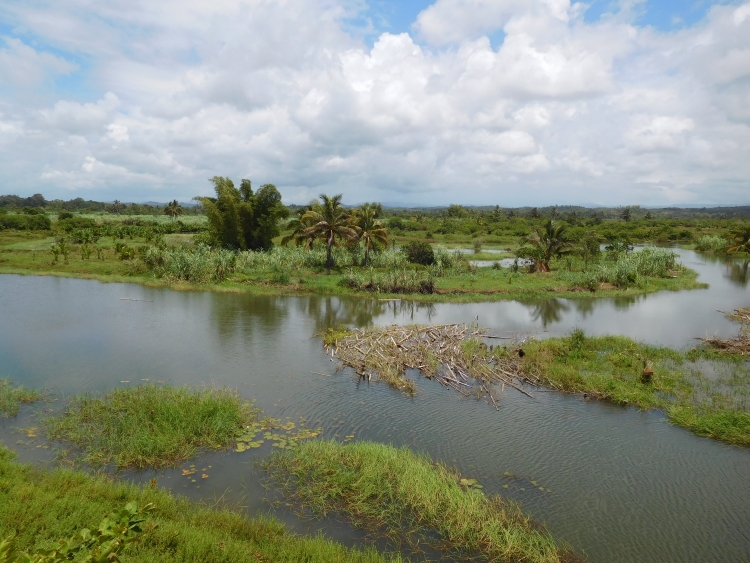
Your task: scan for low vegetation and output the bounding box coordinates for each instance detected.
[44,385,258,469]
[266,440,581,563]
[520,330,750,446]
[0,380,43,418]
[0,446,397,563]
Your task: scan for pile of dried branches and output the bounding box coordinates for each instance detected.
[324,323,534,406]
[702,308,750,355]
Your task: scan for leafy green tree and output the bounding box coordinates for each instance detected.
[621,206,632,222]
[281,205,315,248]
[301,194,357,270]
[351,203,388,265]
[578,231,601,270]
[194,177,287,251]
[402,241,434,266]
[516,219,572,272]
[726,224,750,254]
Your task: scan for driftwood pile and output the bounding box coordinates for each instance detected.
[324,323,534,406]
[702,308,750,356]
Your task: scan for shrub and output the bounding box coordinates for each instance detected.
[695,235,728,253]
[402,241,434,266]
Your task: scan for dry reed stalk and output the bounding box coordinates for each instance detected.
[328,324,532,401]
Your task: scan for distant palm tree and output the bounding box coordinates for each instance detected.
[351,203,388,265]
[164,199,183,221]
[523,219,572,272]
[726,224,750,254]
[302,194,357,270]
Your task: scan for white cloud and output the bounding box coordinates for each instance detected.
[0,0,747,205]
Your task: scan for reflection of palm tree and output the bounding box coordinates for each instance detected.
[302,194,357,270]
[573,298,598,318]
[528,299,570,327]
[726,260,750,287]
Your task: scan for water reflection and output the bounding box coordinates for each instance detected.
[725,260,749,287]
[528,299,570,327]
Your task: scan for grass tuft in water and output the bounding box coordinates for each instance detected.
[0,445,398,563]
[521,331,750,446]
[266,440,581,563]
[0,379,43,417]
[44,384,258,469]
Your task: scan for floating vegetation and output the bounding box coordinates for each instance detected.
[235,418,321,453]
[322,323,531,401]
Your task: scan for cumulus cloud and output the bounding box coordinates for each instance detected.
[0,0,748,204]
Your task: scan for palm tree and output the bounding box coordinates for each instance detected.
[522,219,572,272]
[281,206,316,249]
[164,199,183,221]
[726,224,750,254]
[302,194,357,270]
[351,203,389,265]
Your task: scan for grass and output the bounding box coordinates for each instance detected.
[520,332,750,446]
[44,385,259,469]
[266,440,581,563]
[0,445,399,563]
[0,379,43,417]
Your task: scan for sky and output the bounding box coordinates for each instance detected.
[0,0,749,206]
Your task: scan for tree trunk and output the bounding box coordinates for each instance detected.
[326,231,334,271]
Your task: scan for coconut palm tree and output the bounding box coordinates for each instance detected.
[302,194,357,270]
[726,224,750,254]
[520,219,572,272]
[351,203,388,265]
[164,199,183,221]
[281,206,316,249]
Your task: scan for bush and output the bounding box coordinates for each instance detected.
[58,211,74,220]
[0,213,51,231]
[402,241,434,265]
[695,235,728,253]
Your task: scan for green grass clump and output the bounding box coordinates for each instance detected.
[0,445,398,563]
[0,379,43,417]
[521,333,750,446]
[44,385,258,469]
[266,440,580,563]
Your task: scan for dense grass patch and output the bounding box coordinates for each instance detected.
[266,440,580,563]
[0,379,43,417]
[44,385,258,469]
[520,332,750,446]
[0,445,397,563]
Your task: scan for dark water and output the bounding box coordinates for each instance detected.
[1,249,749,562]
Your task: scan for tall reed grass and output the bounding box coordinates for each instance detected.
[695,235,728,253]
[563,246,680,289]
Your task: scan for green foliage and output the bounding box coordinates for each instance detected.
[144,244,236,283]
[340,268,435,294]
[0,445,397,563]
[695,235,728,253]
[562,246,680,289]
[43,385,259,469]
[351,203,388,265]
[195,177,287,251]
[266,440,579,563]
[401,240,434,265]
[725,223,750,254]
[163,200,182,221]
[0,214,51,231]
[0,502,153,563]
[0,380,43,418]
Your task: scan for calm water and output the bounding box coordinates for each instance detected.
[1,249,749,562]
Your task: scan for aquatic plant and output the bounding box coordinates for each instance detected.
[0,379,43,417]
[44,385,258,469]
[266,440,579,563]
